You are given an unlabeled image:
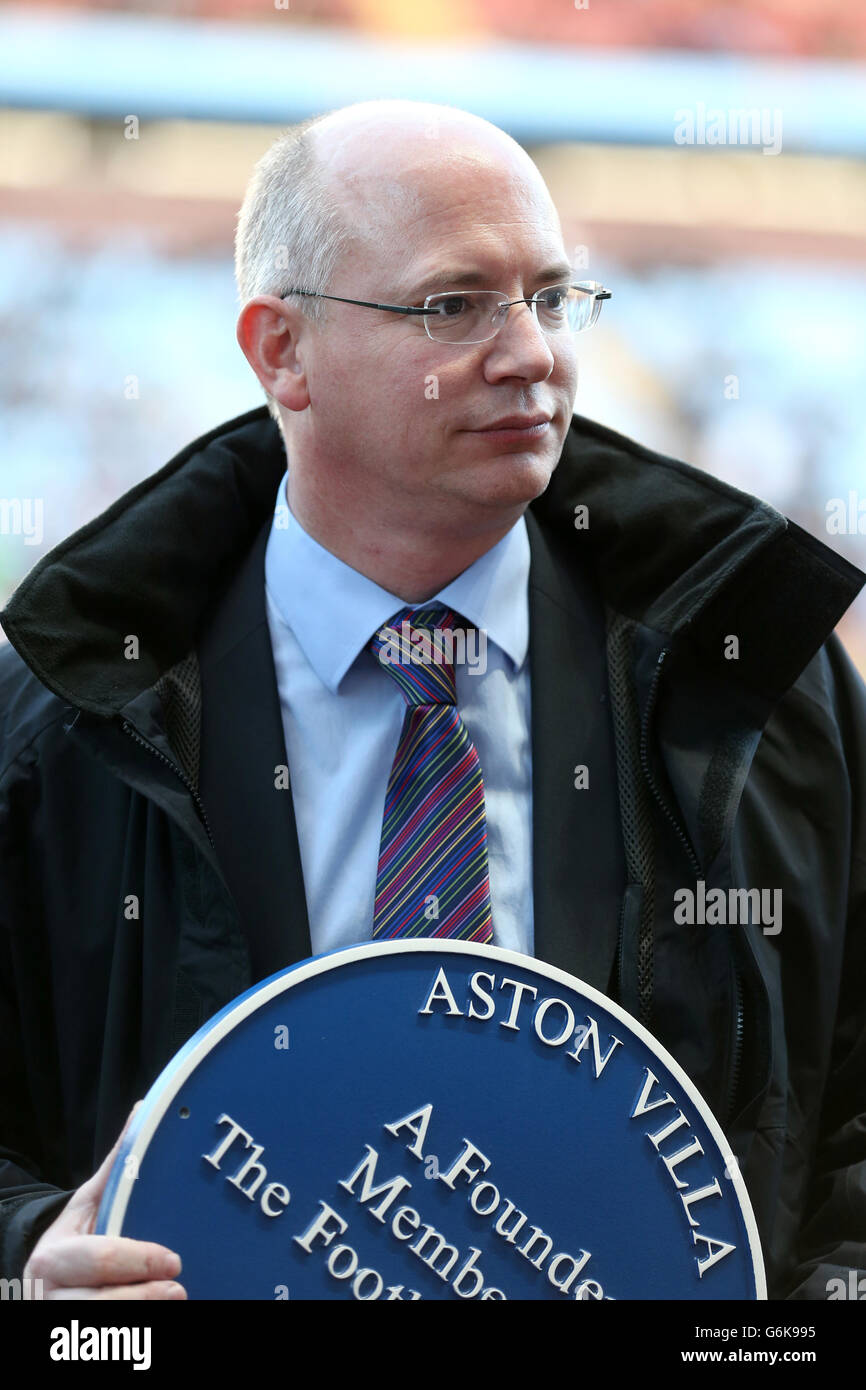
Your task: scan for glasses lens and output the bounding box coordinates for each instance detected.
[424,291,504,343]
[568,282,607,333]
[534,284,574,332]
[424,284,608,341]
[533,283,608,334]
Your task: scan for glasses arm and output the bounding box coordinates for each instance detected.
[280,289,436,317]
[565,285,612,301]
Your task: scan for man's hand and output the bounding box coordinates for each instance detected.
[23,1103,186,1300]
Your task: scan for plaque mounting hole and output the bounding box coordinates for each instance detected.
[178,1106,190,1119]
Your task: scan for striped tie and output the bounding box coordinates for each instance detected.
[368,605,493,942]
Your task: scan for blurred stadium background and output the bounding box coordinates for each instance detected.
[1,0,865,666]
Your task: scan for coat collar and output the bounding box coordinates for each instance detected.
[2,405,862,714]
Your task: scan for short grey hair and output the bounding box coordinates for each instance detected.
[234,111,353,425]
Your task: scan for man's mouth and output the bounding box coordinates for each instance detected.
[467,414,552,443]
[473,414,551,432]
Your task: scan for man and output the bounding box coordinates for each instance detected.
[1,100,864,1301]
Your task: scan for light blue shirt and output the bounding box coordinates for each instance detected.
[264,473,533,956]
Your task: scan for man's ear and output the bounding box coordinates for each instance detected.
[236,296,311,412]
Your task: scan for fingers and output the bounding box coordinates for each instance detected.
[28,1234,182,1292]
[47,1280,187,1302]
[25,1227,188,1301]
[22,1105,189,1300]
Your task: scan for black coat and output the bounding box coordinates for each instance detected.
[1,406,864,1299]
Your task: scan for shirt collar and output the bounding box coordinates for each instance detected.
[265,474,530,694]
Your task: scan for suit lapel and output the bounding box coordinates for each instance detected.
[197,515,312,981]
[526,508,626,990]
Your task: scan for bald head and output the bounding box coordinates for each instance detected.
[310,99,539,172]
[307,100,560,257]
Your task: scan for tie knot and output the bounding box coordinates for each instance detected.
[369,605,462,706]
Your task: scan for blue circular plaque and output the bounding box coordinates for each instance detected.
[97,942,765,1300]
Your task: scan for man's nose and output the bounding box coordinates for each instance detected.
[482,300,556,382]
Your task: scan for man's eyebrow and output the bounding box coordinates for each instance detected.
[400,264,574,301]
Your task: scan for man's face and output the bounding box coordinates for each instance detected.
[296,133,579,535]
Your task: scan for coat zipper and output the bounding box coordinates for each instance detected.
[120,718,216,851]
[727,965,745,1125]
[639,648,702,878]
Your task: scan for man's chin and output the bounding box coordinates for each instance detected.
[453,451,558,511]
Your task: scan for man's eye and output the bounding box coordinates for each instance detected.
[437,295,469,317]
[540,287,567,310]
